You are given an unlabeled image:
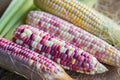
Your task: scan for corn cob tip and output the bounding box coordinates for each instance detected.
[96,62,108,74]
[90,57,108,74]
[54,69,74,80]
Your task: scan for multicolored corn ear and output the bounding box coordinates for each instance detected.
[13,25,108,74]
[34,0,120,50]
[26,11,120,67]
[0,37,73,80]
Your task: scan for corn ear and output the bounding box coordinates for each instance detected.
[26,11,120,67]
[0,37,73,80]
[14,25,108,74]
[34,0,120,50]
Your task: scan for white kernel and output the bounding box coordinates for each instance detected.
[35,36,42,42]
[38,44,42,50]
[24,29,32,37]
[36,30,43,35]
[60,47,67,53]
[92,49,97,55]
[32,48,35,51]
[49,41,54,47]
[78,49,83,54]
[25,44,29,48]
[29,59,34,66]
[84,47,87,51]
[68,51,73,56]
[16,39,23,44]
[41,21,46,27]
[21,33,27,38]
[51,38,65,46]
[57,59,61,64]
[92,57,97,65]
[32,41,38,48]
[46,41,51,47]
[40,33,47,38]
[67,46,75,56]
[48,55,51,59]
[36,63,41,70]
[42,52,45,56]
[70,35,74,41]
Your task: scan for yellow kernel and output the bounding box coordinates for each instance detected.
[72,59,76,65]
[109,49,114,54]
[107,59,111,64]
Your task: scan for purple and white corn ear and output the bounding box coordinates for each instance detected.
[26,11,120,67]
[14,25,108,74]
[0,37,73,80]
[34,0,120,51]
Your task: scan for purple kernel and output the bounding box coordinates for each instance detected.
[38,21,41,26]
[63,61,67,66]
[65,49,69,54]
[50,50,56,56]
[56,52,60,58]
[89,64,93,69]
[54,45,58,51]
[83,63,89,69]
[81,52,83,55]
[46,47,51,53]
[23,38,29,44]
[69,64,73,69]
[60,60,64,65]
[66,62,70,67]
[79,56,85,62]
[51,56,54,60]
[18,28,24,33]
[41,45,46,52]
[40,39,47,44]
[72,65,79,71]
[44,46,49,53]
[78,62,83,67]
[69,57,73,62]
[73,52,79,59]
[30,34,35,40]
[57,45,61,51]
[51,44,56,49]
[75,60,79,66]
[53,57,58,62]
[72,38,77,43]
[15,32,21,38]
[35,48,40,53]
[61,53,67,60]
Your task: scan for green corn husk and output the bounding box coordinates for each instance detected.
[78,0,98,7]
[0,0,35,39]
[0,0,25,33]
[4,6,37,40]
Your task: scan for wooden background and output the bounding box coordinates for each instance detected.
[0,0,120,80]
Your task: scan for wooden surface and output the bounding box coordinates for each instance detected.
[0,0,120,80]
